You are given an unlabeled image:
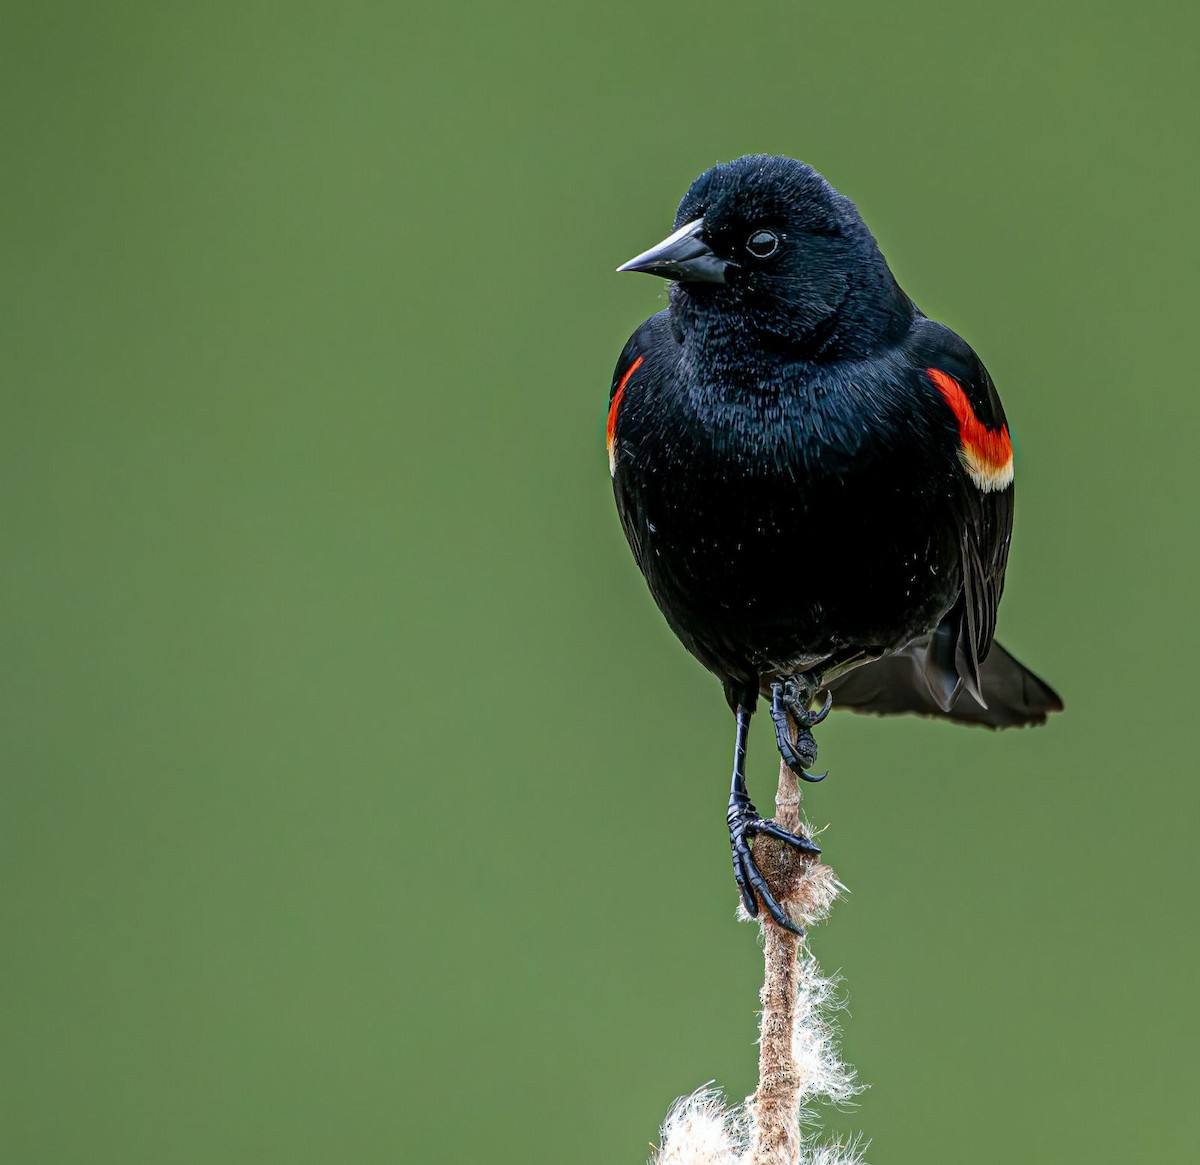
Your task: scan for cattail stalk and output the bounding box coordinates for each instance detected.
[652,760,861,1165]
[745,762,810,1164]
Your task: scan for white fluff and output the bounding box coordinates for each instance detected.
[652,1088,745,1165]
[651,952,866,1165]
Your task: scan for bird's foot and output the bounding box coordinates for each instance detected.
[728,791,820,935]
[770,676,832,782]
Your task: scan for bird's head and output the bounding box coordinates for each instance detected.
[619,155,911,359]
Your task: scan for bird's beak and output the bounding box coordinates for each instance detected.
[617,218,731,284]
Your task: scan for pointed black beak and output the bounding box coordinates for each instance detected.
[617,218,731,284]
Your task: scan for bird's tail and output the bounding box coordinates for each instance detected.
[826,639,1063,728]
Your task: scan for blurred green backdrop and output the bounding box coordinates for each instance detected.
[2,3,1197,1162]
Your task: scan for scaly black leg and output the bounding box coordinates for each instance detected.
[770,676,832,782]
[727,704,820,935]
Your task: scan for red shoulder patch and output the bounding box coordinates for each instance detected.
[927,367,1013,492]
[607,355,643,475]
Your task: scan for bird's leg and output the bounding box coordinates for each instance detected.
[727,704,821,935]
[770,674,832,782]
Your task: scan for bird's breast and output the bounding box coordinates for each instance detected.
[617,356,960,661]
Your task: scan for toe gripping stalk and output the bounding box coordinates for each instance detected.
[770,676,832,782]
[728,704,821,935]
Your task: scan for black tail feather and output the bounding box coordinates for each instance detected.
[829,639,1063,728]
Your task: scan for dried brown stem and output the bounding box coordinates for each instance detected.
[650,760,853,1165]
[745,760,835,1165]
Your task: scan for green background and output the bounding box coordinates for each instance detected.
[2,3,1196,1162]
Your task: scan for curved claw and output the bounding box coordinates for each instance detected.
[752,869,804,936]
[778,744,818,779]
[776,726,820,778]
[798,768,828,784]
[805,689,834,727]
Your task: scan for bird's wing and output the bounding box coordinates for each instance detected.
[607,311,678,568]
[911,320,1015,707]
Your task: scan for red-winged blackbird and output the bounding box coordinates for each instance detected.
[609,155,1062,933]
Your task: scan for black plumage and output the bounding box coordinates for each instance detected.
[608,156,1061,931]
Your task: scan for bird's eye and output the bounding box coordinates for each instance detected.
[745,229,780,259]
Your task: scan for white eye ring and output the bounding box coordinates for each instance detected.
[746,229,780,259]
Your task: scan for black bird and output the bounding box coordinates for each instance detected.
[608,155,1061,933]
